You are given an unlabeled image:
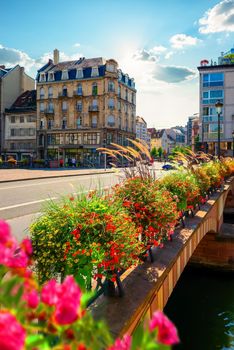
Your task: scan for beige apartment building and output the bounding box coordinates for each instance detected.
[198,48,234,156]
[36,50,136,166]
[4,90,36,160]
[0,65,35,155]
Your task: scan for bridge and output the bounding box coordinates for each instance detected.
[92,177,234,337]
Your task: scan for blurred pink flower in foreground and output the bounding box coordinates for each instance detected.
[0,311,26,350]
[108,334,131,350]
[42,275,82,325]
[149,310,179,345]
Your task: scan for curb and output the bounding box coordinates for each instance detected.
[0,170,115,184]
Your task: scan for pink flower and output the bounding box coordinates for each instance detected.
[21,238,33,256]
[108,335,131,350]
[149,311,179,345]
[41,276,82,325]
[54,299,79,325]
[24,289,40,309]
[0,311,26,350]
[41,279,59,306]
[0,220,11,244]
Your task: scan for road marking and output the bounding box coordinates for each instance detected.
[0,186,111,212]
[0,197,57,211]
[0,174,113,191]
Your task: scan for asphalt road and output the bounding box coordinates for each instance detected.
[1,163,165,241]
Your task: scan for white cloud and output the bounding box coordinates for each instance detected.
[73,43,81,48]
[164,51,174,59]
[0,44,83,77]
[153,65,197,83]
[199,0,234,33]
[150,45,167,54]
[133,45,167,62]
[170,34,201,49]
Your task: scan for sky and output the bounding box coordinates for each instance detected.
[0,0,234,128]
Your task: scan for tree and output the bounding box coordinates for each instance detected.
[151,147,158,158]
[158,147,163,158]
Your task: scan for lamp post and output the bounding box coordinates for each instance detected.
[215,100,223,159]
[232,130,234,158]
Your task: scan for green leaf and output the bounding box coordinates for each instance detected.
[25,334,50,349]
[132,323,144,350]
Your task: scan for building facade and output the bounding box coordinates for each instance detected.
[198,48,234,156]
[36,50,136,166]
[4,90,36,160]
[0,65,34,155]
[136,116,149,146]
[186,113,199,146]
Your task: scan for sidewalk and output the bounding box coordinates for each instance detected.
[0,168,115,183]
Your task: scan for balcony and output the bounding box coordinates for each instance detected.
[107,122,115,128]
[73,90,83,97]
[89,105,99,112]
[44,108,55,115]
[58,92,69,98]
[91,123,98,128]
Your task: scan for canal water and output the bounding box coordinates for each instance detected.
[164,265,234,350]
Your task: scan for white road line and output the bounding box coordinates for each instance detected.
[0,174,112,191]
[0,197,57,211]
[0,186,111,211]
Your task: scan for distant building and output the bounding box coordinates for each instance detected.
[198,47,234,156]
[149,129,170,153]
[191,117,199,152]
[136,116,149,146]
[166,127,186,147]
[36,49,136,166]
[187,113,199,146]
[4,90,36,160]
[0,65,34,155]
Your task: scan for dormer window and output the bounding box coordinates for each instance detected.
[76,68,83,79]
[91,67,99,77]
[118,70,122,81]
[39,73,46,82]
[61,70,69,80]
[125,74,129,85]
[106,64,115,72]
[48,72,54,81]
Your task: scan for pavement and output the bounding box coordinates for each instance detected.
[0,167,114,183]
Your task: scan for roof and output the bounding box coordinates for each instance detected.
[151,129,165,139]
[37,56,135,89]
[0,66,13,78]
[5,90,36,113]
[136,116,147,125]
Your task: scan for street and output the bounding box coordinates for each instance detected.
[0,162,165,240]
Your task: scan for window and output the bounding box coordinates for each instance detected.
[27,115,36,123]
[125,118,128,131]
[209,124,224,133]
[62,117,67,129]
[92,82,98,96]
[61,70,69,80]
[40,119,45,129]
[118,85,121,97]
[40,87,45,98]
[90,99,98,111]
[62,101,67,111]
[203,73,224,87]
[40,102,44,112]
[91,67,99,77]
[48,119,53,129]
[77,101,82,111]
[118,116,121,129]
[131,92,135,104]
[48,87,53,98]
[77,84,82,95]
[125,75,129,85]
[62,86,67,96]
[118,101,121,111]
[48,102,54,112]
[83,133,100,145]
[77,116,82,128]
[76,69,83,79]
[108,98,115,109]
[39,73,46,82]
[48,72,54,82]
[107,133,113,145]
[106,64,115,72]
[202,107,223,122]
[29,128,35,136]
[10,129,16,136]
[202,90,224,104]
[10,116,16,123]
[19,116,24,123]
[108,81,115,92]
[91,115,97,128]
[125,89,128,101]
[107,115,115,127]
[118,70,122,81]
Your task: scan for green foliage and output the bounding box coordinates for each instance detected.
[151,147,158,158]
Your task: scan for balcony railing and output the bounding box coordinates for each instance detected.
[73,90,83,97]
[89,105,99,112]
[44,109,54,114]
[107,122,115,127]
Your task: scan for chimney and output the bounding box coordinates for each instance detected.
[53,49,59,65]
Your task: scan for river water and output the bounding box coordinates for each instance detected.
[164,266,234,350]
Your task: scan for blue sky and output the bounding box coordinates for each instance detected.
[1,0,234,127]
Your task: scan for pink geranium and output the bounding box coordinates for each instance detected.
[108,335,131,350]
[41,276,82,325]
[24,289,40,309]
[0,220,11,244]
[0,311,26,350]
[149,311,179,345]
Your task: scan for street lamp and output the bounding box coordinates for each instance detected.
[232,130,234,158]
[215,100,223,159]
